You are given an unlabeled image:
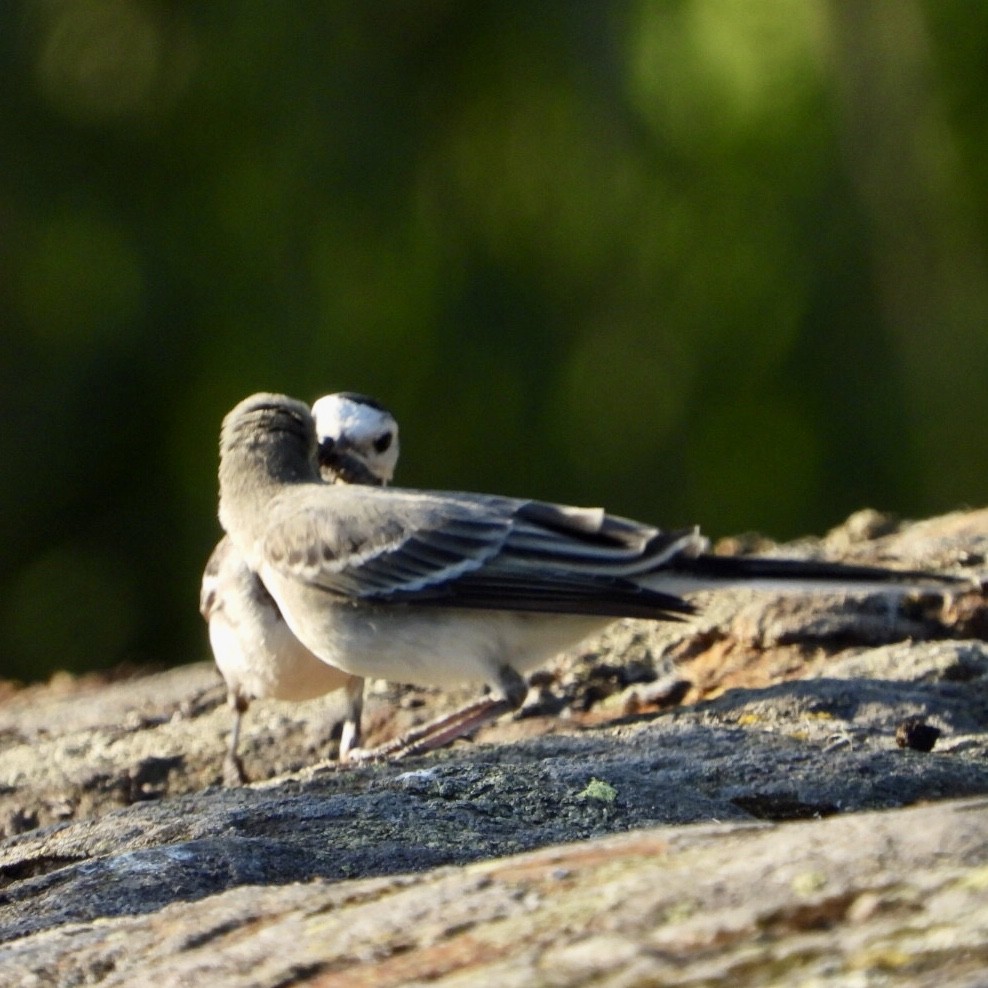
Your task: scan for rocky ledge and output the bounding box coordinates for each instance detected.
[1,508,986,986]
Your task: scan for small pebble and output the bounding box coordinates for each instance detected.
[895,718,941,753]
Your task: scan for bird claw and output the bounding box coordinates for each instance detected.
[341,694,518,763]
[223,753,247,787]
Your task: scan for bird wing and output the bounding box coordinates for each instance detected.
[259,486,698,620]
[200,535,234,620]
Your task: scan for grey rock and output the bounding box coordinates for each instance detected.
[0,508,985,986]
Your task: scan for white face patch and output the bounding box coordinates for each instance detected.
[311,393,400,484]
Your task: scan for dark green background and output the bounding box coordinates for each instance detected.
[2,1,987,681]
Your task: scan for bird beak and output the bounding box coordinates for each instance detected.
[317,435,339,466]
[318,438,382,487]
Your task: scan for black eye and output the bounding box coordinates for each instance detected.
[373,432,393,454]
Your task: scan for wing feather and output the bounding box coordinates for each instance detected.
[259,485,699,619]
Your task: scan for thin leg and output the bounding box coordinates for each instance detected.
[337,676,365,762]
[223,691,249,786]
[350,666,529,762]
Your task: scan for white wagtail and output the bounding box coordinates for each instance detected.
[217,392,967,758]
[200,392,399,782]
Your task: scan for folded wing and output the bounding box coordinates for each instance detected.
[260,487,699,620]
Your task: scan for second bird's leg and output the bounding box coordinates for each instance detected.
[223,691,250,786]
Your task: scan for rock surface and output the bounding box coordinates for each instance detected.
[0,508,986,986]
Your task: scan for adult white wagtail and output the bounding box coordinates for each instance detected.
[217,392,967,758]
[201,392,399,782]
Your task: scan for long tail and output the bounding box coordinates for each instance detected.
[641,552,968,597]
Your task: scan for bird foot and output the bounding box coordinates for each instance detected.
[223,754,248,787]
[343,695,516,763]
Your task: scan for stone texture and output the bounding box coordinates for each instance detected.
[0,508,985,986]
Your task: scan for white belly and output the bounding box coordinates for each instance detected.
[210,561,353,702]
[263,569,608,688]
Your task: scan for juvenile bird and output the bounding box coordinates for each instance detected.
[200,392,399,783]
[217,392,965,758]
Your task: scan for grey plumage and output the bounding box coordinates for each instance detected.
[218,392,966,757]
[202,392,399,783]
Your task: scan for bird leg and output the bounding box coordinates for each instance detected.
[349,666,529,762]
[223,691,250,786]
[337,676,366,762]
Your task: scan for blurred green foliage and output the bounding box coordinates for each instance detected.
[1,0,986,681]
